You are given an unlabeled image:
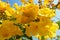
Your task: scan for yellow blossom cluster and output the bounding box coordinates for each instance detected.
[39,7,56,18]
[25,22,59,38]
[0,0,59,40]
[0,20,23,40]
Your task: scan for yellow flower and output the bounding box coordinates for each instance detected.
[0,20,23,39]
[45,23,59,38]
[0,0,59,39]
[0,6,6,13]
[25,22,39,37]
[45,35,49,38]
[14,12,33,24]
[0,1,6,13]
[15,3,39,24]
[25,22,49,37]
[38,26,49,36]
[22,3,39,19]
[39,7,56,18]
[49,23,59,32]
[38,23,59,38]
[0,1,15,16]
[0,1,15,17]
[44,0,48,5]
[5,10,11,16]
[44,0,53,5]
[14,3,20,10]
[25,21,59,38]
[5,4,15,16]
[15,13,22,24]
[37,16,52,27]
[20,15,33,24]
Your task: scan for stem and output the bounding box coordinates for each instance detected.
[38,0,42,9]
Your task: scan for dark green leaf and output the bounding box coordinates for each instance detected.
[56,21,60,29]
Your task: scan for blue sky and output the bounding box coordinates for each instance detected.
[2,0,60,40]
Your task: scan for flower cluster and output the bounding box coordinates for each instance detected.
[0,0,59,40]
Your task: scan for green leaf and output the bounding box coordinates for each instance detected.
[9,36,16,40]
[41,36,45,40]
[56,21,60,29]
[57,35,60,40]
[22,34,32,40]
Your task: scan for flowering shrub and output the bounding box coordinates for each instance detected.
[0,0,60,40]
